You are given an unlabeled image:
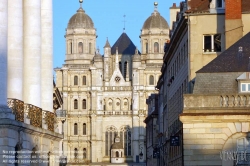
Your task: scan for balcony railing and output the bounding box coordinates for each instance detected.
[7,98,56,132]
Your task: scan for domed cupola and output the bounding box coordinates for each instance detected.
[67,7,94,29]
[142,8,169,31]
[65,0,97,65]
[140,2,169,55]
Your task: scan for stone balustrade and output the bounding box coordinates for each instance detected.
[7,98,56,131]
[101,110,133,116]
[184,94,250,109]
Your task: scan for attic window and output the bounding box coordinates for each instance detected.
[216,0,224,8]
[241,83,250,92]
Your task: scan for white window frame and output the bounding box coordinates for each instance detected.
[241,83,250,92]
[203,34,221,53]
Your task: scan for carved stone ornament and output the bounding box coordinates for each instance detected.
[45,111,55,132]
[7,98,24,122]
[27,104,42,128]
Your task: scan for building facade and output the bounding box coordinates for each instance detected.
[145,94,159,166]
[158,0,250,166]
[180,32,250,166]
[55,2,169,165]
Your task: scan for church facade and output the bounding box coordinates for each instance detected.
[55,2,169,165]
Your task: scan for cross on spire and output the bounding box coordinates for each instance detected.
[123,15,126,32]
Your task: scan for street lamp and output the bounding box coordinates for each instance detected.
[139,147,143,160]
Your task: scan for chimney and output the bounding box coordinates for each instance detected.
[225,0,243,49]
[169,3,180,30]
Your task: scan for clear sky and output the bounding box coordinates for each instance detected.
[53,0,182,68]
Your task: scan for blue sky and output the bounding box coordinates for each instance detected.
[53,0,182,68]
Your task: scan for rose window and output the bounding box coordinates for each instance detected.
[115,76,121,82]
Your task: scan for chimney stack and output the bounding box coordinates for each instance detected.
[225,0,243,49]
[169,3,180,30]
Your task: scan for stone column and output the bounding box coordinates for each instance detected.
[41,0,53,112]
[0,0,15,120]
[7,0,23,100]
[23,0,41,107]
[0,0,8,107]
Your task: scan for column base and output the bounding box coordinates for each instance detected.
[0,105,15,119]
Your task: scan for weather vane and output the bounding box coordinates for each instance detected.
[79,0,83,8]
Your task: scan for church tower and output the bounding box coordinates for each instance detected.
[65,2,96,64]
[140,2,169,63]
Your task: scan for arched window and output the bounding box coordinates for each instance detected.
[124,61,127,79]
[83,148,87,159]
[74,148,78,158]
[69,42,73,54]
[120,126,132,156]
[83,123,86,135]
[74,76,78,85]
[89,43,92,54]
[82,76,86,85]
[119,62,122,73]
[116,151,119,157]
[154,42,159,53]
[105,126,118,156]
[74,99,78,109]
[149,75,154,85]
[78,42,83,54]
[145,42,148,53]
[82,99,86,109]
[74,123,78,135]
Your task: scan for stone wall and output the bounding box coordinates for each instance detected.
[180,94,250,166]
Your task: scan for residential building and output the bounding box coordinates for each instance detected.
[180,32,250,166]
[160,0,250,166]
[145,94,159,166]
[54,2,169,165]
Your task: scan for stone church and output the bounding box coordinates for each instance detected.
[55,1,169,165]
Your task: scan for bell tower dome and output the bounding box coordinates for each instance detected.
[140,2,169,61]
[65,0,97,64]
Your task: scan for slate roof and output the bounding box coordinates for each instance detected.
[197,32,250,73]
[111,33,140,55]
[186,0,250,13]
[104,39,111,48]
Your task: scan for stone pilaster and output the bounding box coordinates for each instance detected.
[133,116,140,162]
[23,0,41,107]
[41,0,53,112]
[7,0,23,100]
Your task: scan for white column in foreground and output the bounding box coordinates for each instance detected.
[0,0,8,106]
[7,0,23,100]
[23,0,41,107]
[41,0,53,112]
